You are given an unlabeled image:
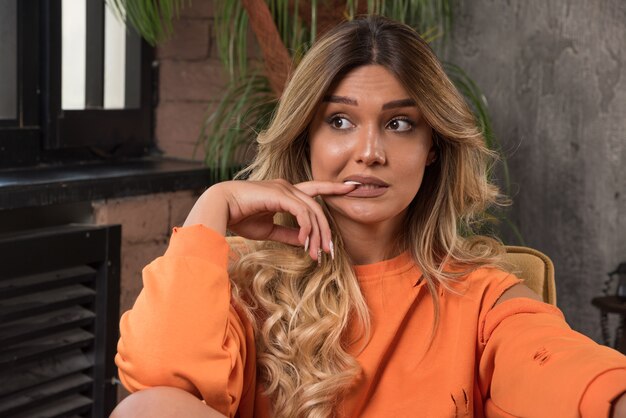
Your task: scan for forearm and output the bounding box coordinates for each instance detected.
[184,184,229,235]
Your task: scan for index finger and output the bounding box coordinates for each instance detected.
[294,180,357,198]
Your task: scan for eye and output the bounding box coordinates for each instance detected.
[386,118,413,132]
[327,115,355,130]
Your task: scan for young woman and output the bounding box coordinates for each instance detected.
[112,16,626,418]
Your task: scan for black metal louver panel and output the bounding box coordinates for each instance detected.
[0,224,120,418]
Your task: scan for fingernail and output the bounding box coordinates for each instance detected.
[304,236,309,252]
[343,181,362,185]
[329,240,335,260]
[317,249,322,266]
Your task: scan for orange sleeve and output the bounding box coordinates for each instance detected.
[580,368,626,418]
[478,298,626,418]
[115,225,256,418]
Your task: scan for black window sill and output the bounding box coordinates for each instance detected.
[0,157,217,210]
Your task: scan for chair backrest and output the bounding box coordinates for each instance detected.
[503,246,557,305]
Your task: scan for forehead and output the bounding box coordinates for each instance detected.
[326,65,410,101]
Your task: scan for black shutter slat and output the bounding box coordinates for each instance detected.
[12,393,92,418]
[0,265,96,297]
[0,224,121,417]
[0,284,96,322]
[0,306,96,346]
[0,373,93,416]
[0,225,110,280]
[0,328,94,369]
[0,349,93,397]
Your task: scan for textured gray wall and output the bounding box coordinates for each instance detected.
[448,0,626,341]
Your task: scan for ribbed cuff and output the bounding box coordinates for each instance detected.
[165,224,229,269]
[580,368,626,418]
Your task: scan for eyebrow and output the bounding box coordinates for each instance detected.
[382,98,417,110]
[323,95,358,106]
[322,95,417,110]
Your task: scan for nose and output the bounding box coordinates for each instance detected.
[355,125,386,166]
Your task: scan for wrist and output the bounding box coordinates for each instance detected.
[183,183,229,235]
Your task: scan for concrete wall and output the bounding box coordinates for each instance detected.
[448,0,626,341]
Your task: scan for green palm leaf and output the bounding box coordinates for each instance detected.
[107,0,188,45]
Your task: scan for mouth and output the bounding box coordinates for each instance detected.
[343,175,389,198]
[343,175,389,187]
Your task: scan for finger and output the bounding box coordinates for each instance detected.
[283,194,321,259]
[292,206,319,259]
[248,182,326,256]
[281,198,315,248]
[253,189,312,246]
[267,182,319,250]
[294,181,357,198]
[307,209,322,260]
[289,187,333,253]
[266,225,301,247]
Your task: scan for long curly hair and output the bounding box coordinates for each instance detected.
[229,16,504,418]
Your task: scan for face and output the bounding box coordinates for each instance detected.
[309,65,435,230]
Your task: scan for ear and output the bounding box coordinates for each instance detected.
[426,146,437,166]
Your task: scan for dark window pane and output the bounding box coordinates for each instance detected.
[0,0,17,120]
[124,30,142,109]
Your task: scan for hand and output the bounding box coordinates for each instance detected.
[613,392,626,418]
[183,179,356,260]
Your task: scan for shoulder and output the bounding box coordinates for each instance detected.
[452,267,545,324]
[464,267,542,301]
[457,266,520,294]
[495,283,543,305]
[446,266,537,311]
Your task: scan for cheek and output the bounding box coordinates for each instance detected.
[391,144,431,175]
[391,147,430,197]
[309,136,353,179]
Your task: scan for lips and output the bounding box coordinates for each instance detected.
[343,175,389,187]
[343,175,389,198]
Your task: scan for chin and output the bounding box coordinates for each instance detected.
[348,214,390,225]
[331,202,402,226]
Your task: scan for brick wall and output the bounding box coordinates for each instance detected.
[155,0,224,160]
[92,190,199,320]
[92,190,201,401]
[155,0,262,162]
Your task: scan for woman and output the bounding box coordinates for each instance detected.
[113,16,626,418]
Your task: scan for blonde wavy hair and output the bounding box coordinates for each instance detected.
[229,16,504,418]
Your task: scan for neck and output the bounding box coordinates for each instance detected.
[334,215,406,265]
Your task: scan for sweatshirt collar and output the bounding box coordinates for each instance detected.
[353,251,421,283]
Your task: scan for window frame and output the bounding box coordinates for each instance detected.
[0,0,41,166]
[0,0,155,168]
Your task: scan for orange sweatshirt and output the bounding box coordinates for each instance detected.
[116,225,626,417]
